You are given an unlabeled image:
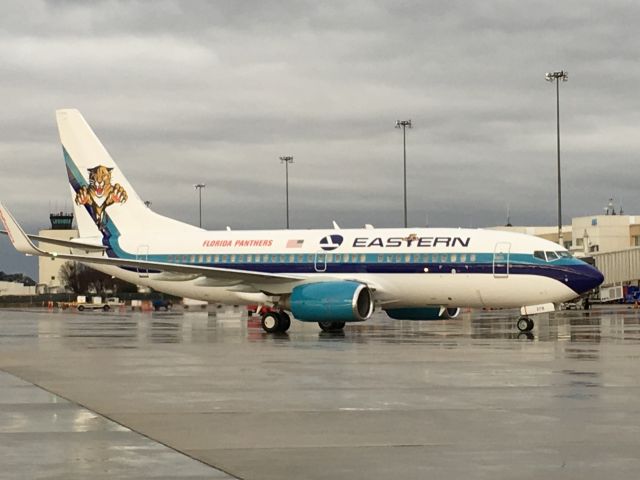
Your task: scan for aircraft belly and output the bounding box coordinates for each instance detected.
[333,273,577,309]
[81,264,578,311]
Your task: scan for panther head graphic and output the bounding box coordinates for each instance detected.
[75,165,128,230]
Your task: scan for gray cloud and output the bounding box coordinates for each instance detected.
[1,0,639,277]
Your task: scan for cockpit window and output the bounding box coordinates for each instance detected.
[533,251,546,260]
[545,251,559,261]
[556,251,572,258]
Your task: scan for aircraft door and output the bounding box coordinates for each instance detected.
[493,242,510,278]
[314,252,327,272]
[136,244,150,278]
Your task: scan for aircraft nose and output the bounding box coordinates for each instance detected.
[567,263,605,294]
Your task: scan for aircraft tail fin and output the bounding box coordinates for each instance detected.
[56,109,201,242]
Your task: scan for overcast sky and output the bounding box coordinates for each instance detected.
[1,0,639,277]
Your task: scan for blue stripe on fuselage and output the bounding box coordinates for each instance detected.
[109,250,601,295]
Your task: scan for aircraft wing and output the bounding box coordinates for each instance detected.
[0,202,304,287]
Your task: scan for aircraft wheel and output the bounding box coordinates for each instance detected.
[261,312,291,333]
[517,316,533,332]
[278,311,291,332]
[318,321,346,332]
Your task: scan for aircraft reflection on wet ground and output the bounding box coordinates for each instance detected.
[2,306,640,348]
[2,306,640,479]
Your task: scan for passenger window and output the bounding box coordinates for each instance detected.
[206,255,211,263]
[335,254,342,262]
[386,255,393,263]
[360,254,366,262]
[460,254,467,263]
[289,254,295,262]
[230,255,236,263]
[327,254,334,262]
[440,254,447,262]
[470,254,476,262]
[270,255,277,263]
[450,254,457,262]
[533,251,546,261]
[546,251,559,261]
[405,254,411,262]
[221,255,228,263]
[190,255,196,263]
[214,255,219,263]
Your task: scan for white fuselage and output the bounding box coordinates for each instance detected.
[85,226,582,309]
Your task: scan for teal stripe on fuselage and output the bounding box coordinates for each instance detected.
[109,249,580,271]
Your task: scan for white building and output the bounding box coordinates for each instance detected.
[0,281,36,296]
[571,214,640,255]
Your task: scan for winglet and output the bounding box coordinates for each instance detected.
[0,202,46,256]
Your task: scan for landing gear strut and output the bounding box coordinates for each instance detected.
[318,321,346,332]
[516,316,534,332]
[261,311,291,333]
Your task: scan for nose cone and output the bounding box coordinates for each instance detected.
[567,262,605,294]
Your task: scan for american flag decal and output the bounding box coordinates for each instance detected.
[286,239,304,248]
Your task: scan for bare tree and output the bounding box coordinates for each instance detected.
[58,262,138,294]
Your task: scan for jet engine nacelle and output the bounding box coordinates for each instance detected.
[284,281,374,322]
[384,307,461,321]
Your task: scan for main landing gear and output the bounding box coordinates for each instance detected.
[516,316,534,332]
[261,311,291,333]
[318,321,346,332]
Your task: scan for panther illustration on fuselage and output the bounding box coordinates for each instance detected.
[75,165,128,229]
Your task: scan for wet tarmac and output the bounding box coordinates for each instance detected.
[1,306,640,479]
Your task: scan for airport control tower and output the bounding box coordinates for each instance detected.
[38,212,78,291]
[49,212,74,230]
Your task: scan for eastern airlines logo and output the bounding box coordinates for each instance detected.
[319,234,344,251]
[353,236,470,248]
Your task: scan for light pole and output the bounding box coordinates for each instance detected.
[395,120,412,228]
[279,156,293,229]
[545,70,568,246]
[194,183,206,228]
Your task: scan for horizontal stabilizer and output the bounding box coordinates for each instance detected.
[0,230,106,252]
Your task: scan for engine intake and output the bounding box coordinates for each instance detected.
[284,281,374,322]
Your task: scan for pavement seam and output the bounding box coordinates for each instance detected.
[0,366,244,480]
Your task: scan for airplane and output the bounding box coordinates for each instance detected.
[0,109,604,334]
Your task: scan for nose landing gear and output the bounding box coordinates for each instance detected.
[516,316,534,332]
